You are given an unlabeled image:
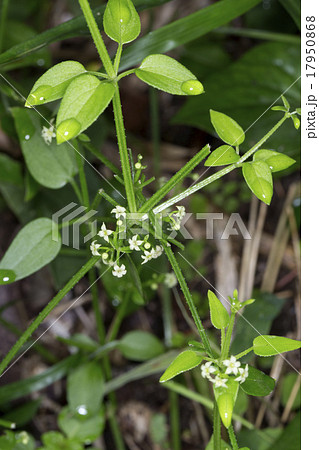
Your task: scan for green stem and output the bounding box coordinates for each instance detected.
[99,188,121,208]
[154,115,288,214]
[88,268,105,343]
[113,43,123,75]
[234,346,254,360]
[164,245,212,357]
[170,390,181,450]
[213,26,300,44]
[74,141,90,207]
[78,0,115,78]
[70,178,83,203]
[221,312,236,360]
[117,68,136,81]
[228,424,239,450]
[0,0,9,53]
[139,144,211,213]
[213,398,221,450]
[150,87,161,182]
[83,142,121,176]
[106,293,130,342]
[0,257,99,376]
[112,84,137,212]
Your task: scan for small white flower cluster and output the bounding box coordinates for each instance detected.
[200,356,249,388]
[41,121,56,145]
[90,205,164,278]
[168,206,186,231]
[164,272,178,288]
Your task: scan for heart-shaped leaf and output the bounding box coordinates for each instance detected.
[103,0,141,44]
[25,61,86,106]
[204,145,240,167]
[253,149,295,172]
[0,218,61,282]
[240,366,275,396]
[208,290,230,329]
[210,110,245,146]
[253,335,301,357]
[135,54,204,96]
[242,160,273,205]
[213,377,239,429]
[12,107,77,189]
[56,74,115,143]
[160,350,203,382]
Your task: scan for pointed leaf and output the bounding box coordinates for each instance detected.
[67,361,104,416]
[210,110,245,146]
[25,61,86,106]
[204,145,240,167]
[254,150,295,173]
[281,95,290,110]
[208,290,230,329]
[0,269,16,285]
[160,350,203,382]
[240,366,275,396]
[0,218,61,282]
[56,74,115,143]
[119,331,164,361]
[213,377,239,429]
[253,335,301,357]
[12,107,78,189]
[135,54,204,96]
[103,0,141,44]
[242,161,273,205]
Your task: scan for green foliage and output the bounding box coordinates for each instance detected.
[58,405,105,443]
[12,108,78,188]
[204,145,240,167]
[253,335,301,357]
[280,373,301,409]
[208,290,230,329]
[103,0,141,44]
[160,350,203,382]
[213,377,239,428]
[39,432,83,450]
[0,431,35,450]
[210,110,245,146]
[242,161,273,205]
[56,74,115,143]
[253,149,295,172]
[0,218,61,283]
[136,54,204,95]
[118,330,165,361]
[25,61,86,106]
[240,366,275,396]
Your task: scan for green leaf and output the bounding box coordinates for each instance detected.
[291,115,300,130]
[0,269,16,285]
[2,399,41,428]
[242,161,273,204]
[56,74,115,143]
[160,350,203,382]
[12,108,78,189]
[0,431,35,450]
[253,149,295,172]
[103,0,141,44]
[278,0,301,29]
[253,335,301,357]
[175,42,301,163]
[58,405,105,444]
[240,366,275,396]
[67,362,104,416]
[281,95,290,110]
[213,377,239,428]
[135,54,203,96]
[120,0,262,70]
[25,61,86,106]
[0,218,61,283]
[204,145,240,167]
[207,290,230,329]
[118,330,165,361]
[210,110,245,146]
[40,431,83,450]
[271,411,301,450]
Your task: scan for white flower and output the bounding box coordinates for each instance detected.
[176,206,186,219]
[111,205,126,219]
[235,364,249,384]
[41,124,56,145]
[141,250,153,264]
[101,252,109,264]
[128,235,143,251]
[152,245,163,259]
[201,362,217,381]
[164,272,177,288]
[90,240,101,256]
[169,220,181,231]
[213,375,228,389]
[223,356,241,375]
[98,223,113,242]
[112,264,127,278]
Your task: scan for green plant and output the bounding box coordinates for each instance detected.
[0,0,300,448]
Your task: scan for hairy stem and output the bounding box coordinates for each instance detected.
[228,424,239,450]
[0,257,99,376]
